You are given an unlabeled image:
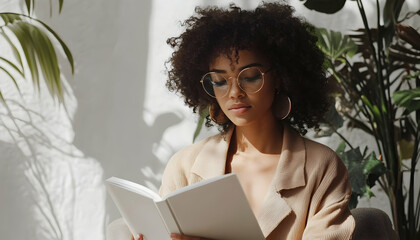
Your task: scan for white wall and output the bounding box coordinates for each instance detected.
[0,0,418,239]
[0,1,107,239]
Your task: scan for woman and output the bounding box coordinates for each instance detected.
[116,2,355,240]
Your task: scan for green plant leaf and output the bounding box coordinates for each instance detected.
[32,24,62,99]
[336,141,346,154]
[398,139,414,160]
[0,56,24,77]
[301,0,347,14]
[59,0,64,14]
[337,142,387,208]
[363,152,387,187]
[25,0,32,15]
[2,13,74,74]
[1,13,74,101]
[1,13,21,24]
[345,114,374,135]
[383,0,405,27]
[393,88,420,113]
[193,108,209,142]
[361,95,381,119]
[7,21,40,90]
[316,28,357,61]
[0,31,24,73]
[405,72,420,80]
[0,66,21,92]
[315,102,344,137]
[36,19,74,74]
[0,90,4,102]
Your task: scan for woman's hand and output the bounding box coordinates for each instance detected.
[131,234,143,240]
[170,233,209,240]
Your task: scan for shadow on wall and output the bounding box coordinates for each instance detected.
[0,141,35,240]
[0,0,213,239]
[47,0,183,221]
[0,99,105,239]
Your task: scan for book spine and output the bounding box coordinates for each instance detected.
[155,200,182,234]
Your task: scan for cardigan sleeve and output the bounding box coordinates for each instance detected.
[158,149,189,197]
[302,152,355,240]
[158,137,209,197]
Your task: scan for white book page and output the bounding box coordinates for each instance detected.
[162,173,235,200]
[106,177,171,240]
[107,177,161,201]
[165,173,264,240]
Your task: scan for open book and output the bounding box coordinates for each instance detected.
[106,173,264,240]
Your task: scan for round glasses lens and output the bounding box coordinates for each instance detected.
[202,72,228,97]
[238,67,264,93]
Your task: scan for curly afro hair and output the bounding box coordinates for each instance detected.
[166,2,330,135]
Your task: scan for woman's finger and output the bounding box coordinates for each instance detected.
[131,234,143,240]
[170,233,182,240]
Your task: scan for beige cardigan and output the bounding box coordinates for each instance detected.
[158,126,355,240]
[106,126,355,240]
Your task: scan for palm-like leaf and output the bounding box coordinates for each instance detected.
[0,12,74,102]
[1,2,71,239]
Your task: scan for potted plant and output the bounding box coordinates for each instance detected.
[302,0,420,238]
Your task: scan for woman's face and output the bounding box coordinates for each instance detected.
[208,49,277,127]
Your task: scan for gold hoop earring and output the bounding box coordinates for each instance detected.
[209,103,229,124]
[272,92,291,120]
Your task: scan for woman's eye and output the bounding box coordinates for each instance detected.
[212,79,227,87]
[243,75,261,82]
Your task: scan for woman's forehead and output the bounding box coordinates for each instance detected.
[209,49,268,71]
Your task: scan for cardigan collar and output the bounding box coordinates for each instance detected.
[190,125,307,237]
[190,127,234,179]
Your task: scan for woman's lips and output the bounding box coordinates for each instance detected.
[229,104,251,114]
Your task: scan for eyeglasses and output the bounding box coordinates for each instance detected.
[200,66,269,98]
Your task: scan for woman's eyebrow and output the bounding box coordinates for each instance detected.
[240,63,263,70]
[209,62,263,73]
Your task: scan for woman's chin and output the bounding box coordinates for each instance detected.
[229,118,255,128]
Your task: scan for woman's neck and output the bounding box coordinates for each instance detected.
[234,118,284,155]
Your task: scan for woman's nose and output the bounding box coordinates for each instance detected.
[228,77,245,99]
